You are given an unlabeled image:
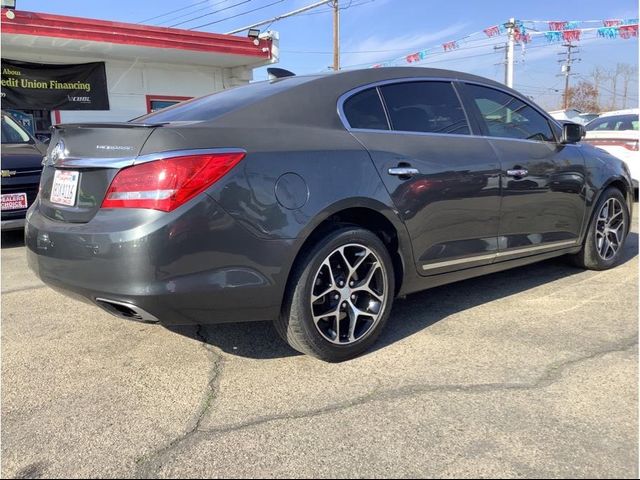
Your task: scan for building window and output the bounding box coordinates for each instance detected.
[145,95,192,114]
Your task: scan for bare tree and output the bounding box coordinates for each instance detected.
[566,80,599,112]
[590,66,607,109]
[619,64,638,109]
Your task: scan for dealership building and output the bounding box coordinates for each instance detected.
[0,8,278,138]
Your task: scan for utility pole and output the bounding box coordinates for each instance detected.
[494,19,517,87]
[332,0,340,71]
[558,43,580,110]
[505,17,515,88]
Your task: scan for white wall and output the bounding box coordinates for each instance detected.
[57,59,253,123]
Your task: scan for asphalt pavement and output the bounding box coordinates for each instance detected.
[1,212,638,478]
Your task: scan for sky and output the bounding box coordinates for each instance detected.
[15,0,640,110]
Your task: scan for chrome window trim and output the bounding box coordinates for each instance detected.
[375,86,392,131]
[45,148,246,169]
[348,128,480,141]
[336,76,564,145]
[421,239,578,271]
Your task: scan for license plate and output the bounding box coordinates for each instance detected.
[1,192,28,210]
[50,170,80,206]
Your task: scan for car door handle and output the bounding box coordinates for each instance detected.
[506,168,528,177]
[388,167,420,177]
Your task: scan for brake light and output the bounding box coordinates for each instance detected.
[101,151,245,211]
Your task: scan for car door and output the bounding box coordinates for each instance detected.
[341,80,502,275]
[458,82,587,259]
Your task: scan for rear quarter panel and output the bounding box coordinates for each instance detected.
[140,123,418,295]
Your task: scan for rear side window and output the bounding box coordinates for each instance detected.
[342,88,389,130]
[380,81,470,135]
[586,114,639,131]
[465,84,555,142]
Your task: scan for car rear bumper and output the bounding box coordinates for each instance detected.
[25,195,294,325]
[1,217,25,231]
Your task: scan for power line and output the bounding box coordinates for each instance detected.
[152,0,235,26]
[225,0,333,34]
[189,0,288,30]
[138,0,210,24]
[169,0,255,28]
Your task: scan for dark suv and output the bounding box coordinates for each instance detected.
[1,111,46,231]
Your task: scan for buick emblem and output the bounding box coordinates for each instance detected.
[49,140,66,163]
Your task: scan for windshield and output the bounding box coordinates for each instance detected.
[1,114,32,144]
[586,114,639,132]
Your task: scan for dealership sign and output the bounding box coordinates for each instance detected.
[1,59,109,110]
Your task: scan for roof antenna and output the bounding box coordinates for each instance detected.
[267,67,296,80]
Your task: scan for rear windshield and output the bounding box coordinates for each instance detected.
[586,114,639,131]
[132,76,316,123]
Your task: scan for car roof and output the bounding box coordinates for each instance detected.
[599,108,639,117]
[212,67,528,130]
[287,66,508,90]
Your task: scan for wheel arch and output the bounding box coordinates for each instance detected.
[287,199,414,297]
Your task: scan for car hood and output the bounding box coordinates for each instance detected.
[1,142,46,173]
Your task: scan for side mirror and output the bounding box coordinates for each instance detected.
[561,122,585,144]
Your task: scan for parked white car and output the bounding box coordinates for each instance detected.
[583,108,639,189]
[549,108,599,125]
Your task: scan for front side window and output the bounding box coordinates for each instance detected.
[465,84,555,142]
[1,114,32,144]
[380,81,470,135]
[342,88,389,130]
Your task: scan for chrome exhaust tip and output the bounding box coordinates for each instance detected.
[95,298,159,323]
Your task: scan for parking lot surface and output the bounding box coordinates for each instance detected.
[2,212,638,478]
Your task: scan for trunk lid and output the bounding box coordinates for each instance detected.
[39,123,160,223]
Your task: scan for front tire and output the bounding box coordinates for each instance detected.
[276,227,395,362]
[570,187,629,270]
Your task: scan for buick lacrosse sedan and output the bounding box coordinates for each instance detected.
[26,67,633,361]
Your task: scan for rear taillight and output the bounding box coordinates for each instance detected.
[101,151,245,212]
[624,140,639,151]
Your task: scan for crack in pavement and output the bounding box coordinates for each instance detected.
[137,334,637,476]
[134,325,225,478]
[199,334,639,435]
[2,285,47,295]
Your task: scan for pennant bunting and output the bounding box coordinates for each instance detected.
[549,21,568,31]
[442,40,459,52]
[597,26,619,38]
[368,19,640,69]
[562,29,581,42]
[545,31,563,42]
[484,25,501,37]
[619,24,639,39]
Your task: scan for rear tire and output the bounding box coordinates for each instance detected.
[276,226,395,362]
[569,187,629,270]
